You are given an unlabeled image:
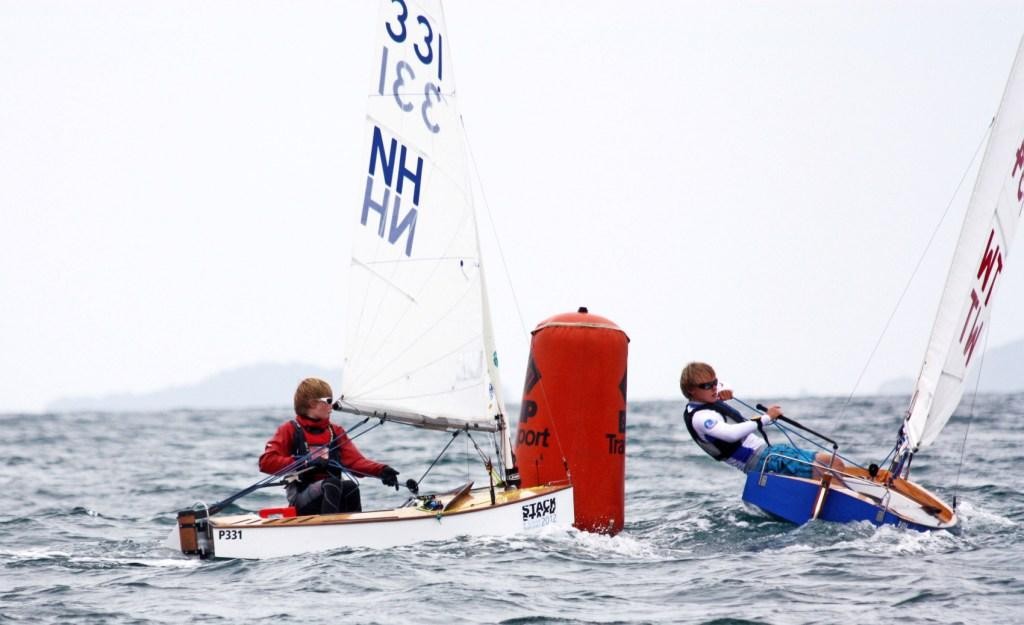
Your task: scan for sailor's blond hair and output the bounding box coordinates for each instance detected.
[679,362,716,400]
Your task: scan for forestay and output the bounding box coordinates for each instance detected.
[906,34,1024,451]
[340,0,507,433]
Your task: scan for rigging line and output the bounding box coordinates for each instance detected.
[526,373,573,478]
[953,330,988,509]
[348,262,480,391]
[415,430,463,486]
[876,449,897,473]
[772,422,864,469]
[837,122,993,421]
[346,207,479,390]
[488,424,506,478]
[461,115,577,477]
[358,380,485,403]
[207,417,377,514]
[460,115,530,338]
[350,333,484,400]
[464,430,504,486]
[337,417,380,444]
[733,398,863,468]
[464,429,491,465]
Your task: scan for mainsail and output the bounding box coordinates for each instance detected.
[906,34,1024,451]
[339,0,507,439]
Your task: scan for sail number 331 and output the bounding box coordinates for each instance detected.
[379,0,445,134]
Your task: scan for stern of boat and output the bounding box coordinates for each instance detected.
[167,508,214,558]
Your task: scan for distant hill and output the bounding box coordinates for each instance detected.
[877,338,1024,395]
[876,376,916,396]
[47,363,342,412]
[49,339,1023,412]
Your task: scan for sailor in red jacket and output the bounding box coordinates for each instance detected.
[259,377,400,515]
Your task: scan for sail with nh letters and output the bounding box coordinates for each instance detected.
[338,0,511,464]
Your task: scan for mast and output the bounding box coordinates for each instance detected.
[477,228,519,485]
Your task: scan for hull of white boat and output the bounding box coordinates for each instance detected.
[742,470,957,531]
[166,483,574,559]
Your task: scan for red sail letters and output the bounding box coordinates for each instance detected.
[960,230,1004,366]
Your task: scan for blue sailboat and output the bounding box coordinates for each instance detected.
[742,33,1024,531]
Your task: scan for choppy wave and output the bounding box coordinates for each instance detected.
[1,397,1022,624]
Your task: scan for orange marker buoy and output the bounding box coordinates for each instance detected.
[514,307,629,535]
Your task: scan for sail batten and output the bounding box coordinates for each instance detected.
[906,33,1024,450]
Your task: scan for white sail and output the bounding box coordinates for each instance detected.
[906,34,1024,450]
[340,0,507,433]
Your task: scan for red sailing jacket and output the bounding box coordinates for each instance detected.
[258,414,387,481]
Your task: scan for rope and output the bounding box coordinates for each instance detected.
[732,397,864,469]
[414,430,463,486]
[464,430,491,465]
[462,116,574,480]
[836,123,992,420]
[952,331,989,509]
[206,416,377,514]
[462,115,529,338]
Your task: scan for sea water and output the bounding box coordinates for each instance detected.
[1,395,1021,624]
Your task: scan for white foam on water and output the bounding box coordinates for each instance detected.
[954,498,1017,528]
[0,546,197,568]
[0,547,72,560]
[561,525,660,559]
[799,521,962,557]
[74,553,201,568]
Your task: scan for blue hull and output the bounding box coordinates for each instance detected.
[741,471,954,532]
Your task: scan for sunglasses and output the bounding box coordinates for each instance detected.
[693,379,719,390]
[315,396,333,406]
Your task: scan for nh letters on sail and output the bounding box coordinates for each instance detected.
[362,125,424,257]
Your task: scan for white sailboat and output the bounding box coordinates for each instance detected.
[167,0,573,559]
[742,32,1024,530]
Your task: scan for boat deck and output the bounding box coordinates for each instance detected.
[209,482,566,529]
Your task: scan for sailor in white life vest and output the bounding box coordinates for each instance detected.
[680,362,845,481]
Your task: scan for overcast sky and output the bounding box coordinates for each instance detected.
[3,1,1024,413]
